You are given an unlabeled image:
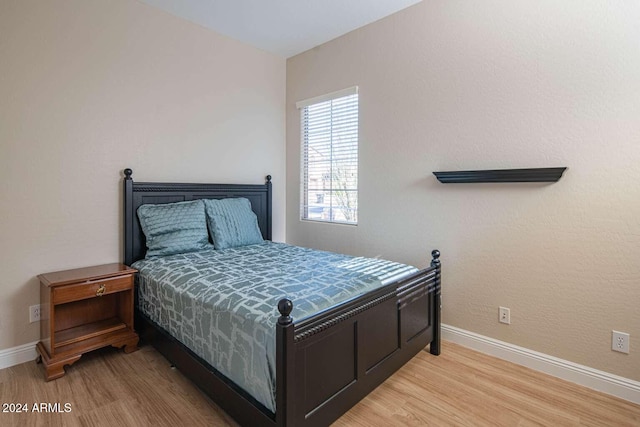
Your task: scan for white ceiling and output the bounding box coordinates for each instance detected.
[139,0,422,58]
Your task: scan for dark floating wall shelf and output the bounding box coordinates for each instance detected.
[433,167,567,183]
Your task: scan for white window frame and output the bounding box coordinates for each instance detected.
[297,86,359,225]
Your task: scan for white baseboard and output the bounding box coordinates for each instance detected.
[0,341,38,370]
[442,324,640,405]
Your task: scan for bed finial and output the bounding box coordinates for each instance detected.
[266,175,272,184]
[431,249,440,267]
[277,298,293,325]
[124,168,133,180]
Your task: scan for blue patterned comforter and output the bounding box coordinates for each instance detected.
[133,242,417,412]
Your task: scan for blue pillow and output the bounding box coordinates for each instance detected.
[137,200,213,257]
[203,198,264,249]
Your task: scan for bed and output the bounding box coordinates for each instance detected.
[123,168,441,426]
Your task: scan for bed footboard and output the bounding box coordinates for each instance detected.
[276,250,441,427]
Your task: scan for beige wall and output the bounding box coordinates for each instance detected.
[287,0,640,380]
[0,0,285,350]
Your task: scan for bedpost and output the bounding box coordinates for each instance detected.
[123,168,134,266]
[430,249,441,355]
[276,298,295,426]
[266,175,273,241]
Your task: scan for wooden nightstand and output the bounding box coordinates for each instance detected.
[36,263,139,381]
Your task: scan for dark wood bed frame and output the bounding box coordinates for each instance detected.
[123,168,441,427]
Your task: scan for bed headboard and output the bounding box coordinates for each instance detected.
[123,168,272,266]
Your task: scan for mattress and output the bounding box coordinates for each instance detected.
[132,241,418,412]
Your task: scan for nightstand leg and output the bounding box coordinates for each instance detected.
[36,342,82,381]
[113,336,139,354]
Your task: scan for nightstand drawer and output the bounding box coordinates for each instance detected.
[52,274,133,304]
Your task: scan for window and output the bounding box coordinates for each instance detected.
[298,87,358,225]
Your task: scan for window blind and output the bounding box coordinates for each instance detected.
[299,87,358,225]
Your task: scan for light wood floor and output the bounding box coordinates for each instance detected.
[0,341,638,426]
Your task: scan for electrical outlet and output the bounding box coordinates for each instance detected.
[612,331,630,354]
[29,304,41,323]
[499,306,510,324]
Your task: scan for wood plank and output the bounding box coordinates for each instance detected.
[52,328,137,359]
[54,318,127,348]
[38,264,136,288]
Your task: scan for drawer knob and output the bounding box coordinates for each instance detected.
[96,284,106,297]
